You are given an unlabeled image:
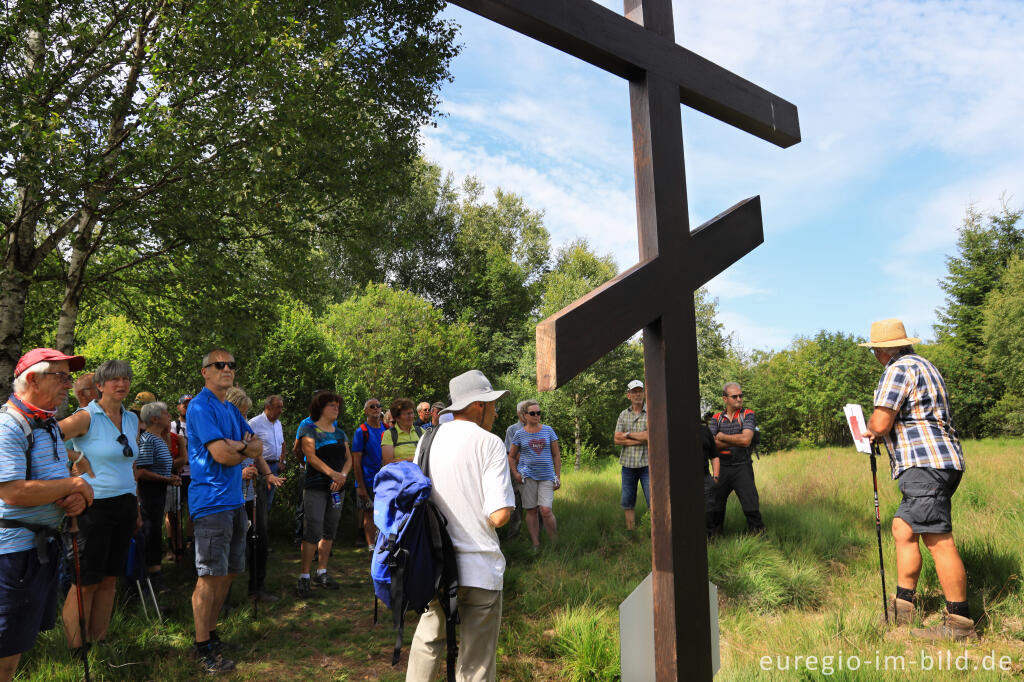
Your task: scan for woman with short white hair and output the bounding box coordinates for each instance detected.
[136,401,180,592]
[58,359,140,653]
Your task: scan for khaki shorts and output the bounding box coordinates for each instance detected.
[521,478,554,509]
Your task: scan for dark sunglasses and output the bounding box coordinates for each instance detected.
[727,393,744,399]
[367,403,381,409]
[116,433,134,458]
[203,361,236,370]
[527,410,542,417]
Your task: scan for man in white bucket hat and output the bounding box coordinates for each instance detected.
[861,319,975,640]
[406,370,515,682]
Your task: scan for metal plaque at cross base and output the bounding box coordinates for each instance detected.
[450,0,800,679]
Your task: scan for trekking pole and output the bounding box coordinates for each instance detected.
[869,441,889,625]
[251,495,259,620]
[69,516,92,682]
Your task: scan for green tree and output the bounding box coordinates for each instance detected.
[980,255,1024,434]
[933,201,1023,435]
[0,0,458,398]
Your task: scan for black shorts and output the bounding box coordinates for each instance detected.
[0,543,59,657]
[77,494,137,585]
[895,467,962,534]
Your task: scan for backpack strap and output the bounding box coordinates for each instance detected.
[389,427,399,447]
[414,425,422,438]
[0,403,42,479]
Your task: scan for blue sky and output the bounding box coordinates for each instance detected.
[421,0,1024,352]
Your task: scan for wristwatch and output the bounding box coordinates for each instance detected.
[237,442,247,454]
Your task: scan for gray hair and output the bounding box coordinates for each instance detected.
[516,400,531,417]
[225,386,251,415]
[722,381,741,396]
[364,397,380,409]
[140,401,169,425]
[201,348,233,368]
[94,359,133,388]
[264,394,283,409]
[12,361,50,394]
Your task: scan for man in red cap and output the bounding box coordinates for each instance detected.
[0,348,94,680]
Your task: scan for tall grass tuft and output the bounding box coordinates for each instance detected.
[551,604,621,682]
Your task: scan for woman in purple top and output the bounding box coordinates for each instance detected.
[508,399,561,551]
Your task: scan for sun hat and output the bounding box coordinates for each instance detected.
[14,348,85,377]
[627,379,644,390]
[858,319,921,348]
[442,370,508,414]
[130,390,158,411]
[177,394,193,404]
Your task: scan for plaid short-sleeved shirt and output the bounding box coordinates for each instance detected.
[615,405,648,468]
[874,351,964,478]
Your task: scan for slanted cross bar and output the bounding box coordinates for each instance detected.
[450,0,800,678]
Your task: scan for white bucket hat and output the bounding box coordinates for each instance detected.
[442,370,508,414]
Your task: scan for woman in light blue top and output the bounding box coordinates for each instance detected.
[508,399,561,551]
[58,359,140,652]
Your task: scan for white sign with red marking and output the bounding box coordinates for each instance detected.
[844,403,872,454]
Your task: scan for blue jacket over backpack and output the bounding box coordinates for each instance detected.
[371,426,459,680]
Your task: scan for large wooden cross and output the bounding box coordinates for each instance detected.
[450,0,799,678]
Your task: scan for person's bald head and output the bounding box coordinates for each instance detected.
[73,372,98,408]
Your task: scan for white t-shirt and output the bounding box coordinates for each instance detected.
[248,412,284,462]
[414,419,514,591]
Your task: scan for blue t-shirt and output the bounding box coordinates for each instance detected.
[297,422,348,492]
[512,425,559,481]
[351,421,385,489]
[137,431,173,478]
[67,401,139,499]
[0,410,72,554]
[187,387,253,520]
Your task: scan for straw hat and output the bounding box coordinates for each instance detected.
[858,319,920,348]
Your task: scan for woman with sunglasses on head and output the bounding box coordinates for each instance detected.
[507,399,561,551]
[58,359,140,654]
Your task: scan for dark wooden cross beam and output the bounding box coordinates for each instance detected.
[450,0,799,679]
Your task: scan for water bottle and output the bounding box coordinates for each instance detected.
[330,491,342,508]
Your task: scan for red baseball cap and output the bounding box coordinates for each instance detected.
[14,348,86,377]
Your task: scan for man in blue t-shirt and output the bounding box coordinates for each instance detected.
[0,348,93,680]
[186,349,283,675]
[350,398,385,548]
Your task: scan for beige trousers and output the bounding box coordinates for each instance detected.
[405,587,503,682]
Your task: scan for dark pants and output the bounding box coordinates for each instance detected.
[138,481,167,568]
[245,485,269,593]
[506,476,523,539]
[712,462,764,532]
[703,473,718,537]
[292,465,306,544]
[265,461,280,508]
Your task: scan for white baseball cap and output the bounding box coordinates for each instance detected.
[627,380,644,390]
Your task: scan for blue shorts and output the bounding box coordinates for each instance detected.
[621,466,650,510]
[0,543,59,657]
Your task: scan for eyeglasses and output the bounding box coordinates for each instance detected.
[367,404,381,409]
[727,393,744,399]
[42,371,73,383]
[527,410,542,417]
[116,433,134,458]
[203,361,236,370]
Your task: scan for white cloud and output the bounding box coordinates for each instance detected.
[717,310,797,352]
[705,271,771,300]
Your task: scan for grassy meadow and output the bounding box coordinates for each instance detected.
[15,438,1024,680]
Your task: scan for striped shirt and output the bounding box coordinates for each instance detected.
[0,411,71,554]
[137,431,173,478]
[512,425,559,481]
[615,405,648,468]
[874,351,965,478]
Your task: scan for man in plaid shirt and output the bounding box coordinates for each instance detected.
[863,319,975,641]
[614,380,648,531]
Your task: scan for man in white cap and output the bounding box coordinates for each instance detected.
[613,380,649,531]
[406,370,514,682]
[861,319,974,640]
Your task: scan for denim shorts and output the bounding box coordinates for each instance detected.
[0,543,59,657]
[194,507,247,577]
[621,466,651,510]
[895,467,963,534]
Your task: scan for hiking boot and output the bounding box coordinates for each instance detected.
[313,571,340,590]
[911,609,978,641]
[198,650,236,675]
[881,597,915,627]
[249,590,279,603]
[295,576,312,598]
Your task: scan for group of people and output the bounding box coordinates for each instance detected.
[0,313,979,681]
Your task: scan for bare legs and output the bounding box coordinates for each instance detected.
[892,517,967,601]
[62,576,117,647]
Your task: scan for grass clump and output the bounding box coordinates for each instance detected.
[550,604,620,682]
